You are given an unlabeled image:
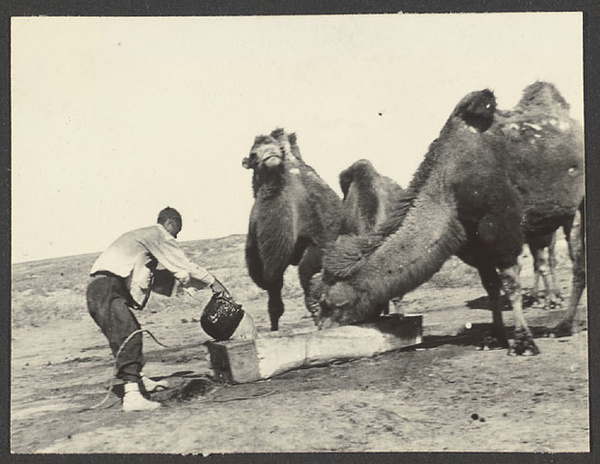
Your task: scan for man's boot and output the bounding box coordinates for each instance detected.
[140,372,169,393]
[122,382,161,412]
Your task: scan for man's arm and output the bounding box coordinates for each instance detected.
[143,234,215,289]
[209,275,229,295]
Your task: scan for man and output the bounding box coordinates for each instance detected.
[86,207,225,412]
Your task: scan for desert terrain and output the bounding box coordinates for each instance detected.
[10,233,588,454]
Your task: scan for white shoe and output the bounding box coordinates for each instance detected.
[140,372,169,393]
[122,382,161,412]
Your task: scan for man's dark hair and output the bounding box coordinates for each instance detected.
[157,207,182,225]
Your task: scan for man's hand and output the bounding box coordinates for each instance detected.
[210,277,232,297]
[210,281,227,294]
[183,286,199,298]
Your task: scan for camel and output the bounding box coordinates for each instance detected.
[491,82,581,311]
[243,128,343,330]
[338,158,405,314]
[317,82,584,356]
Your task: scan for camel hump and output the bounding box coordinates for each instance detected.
[453,89,497,133]
[518,81,570,113]
[339,159,376,197]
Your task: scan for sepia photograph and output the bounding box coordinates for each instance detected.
[9,8,591,456]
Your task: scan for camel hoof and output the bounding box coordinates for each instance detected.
[478,335,508,351]
[543,300,561,310]
[509,330,540,356]
[508,344,540,356]
[523,293,544,308]
[546,321,573,338]
[573,321,588,333]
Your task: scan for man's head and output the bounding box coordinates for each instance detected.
[157,207,182,238]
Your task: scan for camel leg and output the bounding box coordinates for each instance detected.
[547,233,562,300]
[528,234,560,309]
[498,263,539,356]
[298,245,322,324]
[267,277,285,331]
[551,207,586,336]
[562,215,576,262]
[531,248,543,303]
[477,265,509,349]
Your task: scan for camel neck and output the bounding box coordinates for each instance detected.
[358,196,466,302]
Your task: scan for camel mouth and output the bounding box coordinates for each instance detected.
[261,154,283,168]
[317,299,354,330]
[317,316,341,331]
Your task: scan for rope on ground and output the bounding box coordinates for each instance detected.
[77,327,169,413]
[200,389,278,403]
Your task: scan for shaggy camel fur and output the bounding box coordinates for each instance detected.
[243,128,343,330]
[339,158,405,315]
[493,82,582,311]
[309,158,406,317]
[339,159,405,236]
[493,81,585,334]
[318,82,584,355]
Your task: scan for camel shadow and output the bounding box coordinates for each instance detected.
[465,290,539,311]
[416,322,564,350]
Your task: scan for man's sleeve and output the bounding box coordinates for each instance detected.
[145,236,215,288]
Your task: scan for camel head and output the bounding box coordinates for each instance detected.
[317,280,372,330]
[242,134,285,171]
[242,128,303,172]
[453,89,497,133]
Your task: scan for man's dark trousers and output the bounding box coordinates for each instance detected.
[86,274,144,383]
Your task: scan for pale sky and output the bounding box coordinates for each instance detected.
[11,13,583,263]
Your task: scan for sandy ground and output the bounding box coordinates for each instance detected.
[10,254,589,455]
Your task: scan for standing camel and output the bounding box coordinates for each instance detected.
[243,128,343,330]
[318,82,584,356]
[493,81,585,333]
[492,82,582,311]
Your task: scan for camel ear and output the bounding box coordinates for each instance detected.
[288,133,303,160]
[270,127,286,141]
[455,89,496,133]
